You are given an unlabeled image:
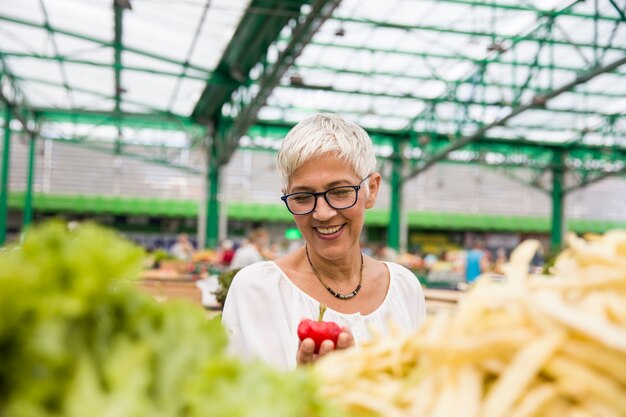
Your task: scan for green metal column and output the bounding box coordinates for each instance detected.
[113,0,126,154]
[0,106,11,246]
[23,133,36,228]
[387,139,403,251]
[205,137,220,249]
[550,149,565,250]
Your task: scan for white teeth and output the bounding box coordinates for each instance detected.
[316,225,342,235]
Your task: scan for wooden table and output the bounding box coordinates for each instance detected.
[423,288,462,313]
[138,270,202,305]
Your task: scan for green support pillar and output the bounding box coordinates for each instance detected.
[550,149,565,250]
[23,133,36,229]
[387,139,404,251]
[0,106,11,246]
[205,137,220,249]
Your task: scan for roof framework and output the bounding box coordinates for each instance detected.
[1,0,626,247]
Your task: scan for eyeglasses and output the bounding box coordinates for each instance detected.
[281,175,371,215]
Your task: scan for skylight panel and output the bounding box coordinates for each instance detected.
[45,0,111,41]
[168,78,206,116]
[121,71,178,113]
[20,81,71,108]
[0,23,48,54]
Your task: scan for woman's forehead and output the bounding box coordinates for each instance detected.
[289,154,358,189]
[288,177,360,192]
[295,153,353,173]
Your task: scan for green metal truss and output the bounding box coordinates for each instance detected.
[0,14,214,74]
[248,119,626,171]
[294,40,626,78]
[188,0,339,247]
[403,56,626,180]
[191,0,315,124]
[271,83,621,118]
[292,63,626,100]
[432,0,624,22]
[216,0,342,166]
[328,16,626,53]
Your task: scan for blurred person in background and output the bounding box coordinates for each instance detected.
[170,233,194,261]
[373,244,398,262]
[230,228,275,270]
[493,247,508,275]
[222,113,426,370]
[423,252,439,270]
[464,239,489,283]
[219,239,236,267]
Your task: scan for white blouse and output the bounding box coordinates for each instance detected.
[221,260,426,370]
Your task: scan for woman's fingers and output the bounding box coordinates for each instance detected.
[318,339,335,356]
[297,330,355,366]
[296,338,316,366]
[336,330,354,350]
[336,326,354,350]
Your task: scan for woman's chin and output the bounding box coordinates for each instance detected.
[309,242,355,261]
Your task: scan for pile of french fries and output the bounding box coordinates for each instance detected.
[315,231,626,417]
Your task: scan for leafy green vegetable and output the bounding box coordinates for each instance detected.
[213,268,240,306]
[0,222,349,417]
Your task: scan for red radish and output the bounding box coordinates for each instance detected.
[297,304,342,354]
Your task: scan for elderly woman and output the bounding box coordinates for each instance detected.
[222,113,426,370]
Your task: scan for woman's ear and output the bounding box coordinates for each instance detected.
[365,173,381,209]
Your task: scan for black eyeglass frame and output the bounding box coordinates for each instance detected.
[281,175,372,215]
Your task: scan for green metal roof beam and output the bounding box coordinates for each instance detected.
[113,0,125,121]
[0,55,39,130]
[30,107,196,130]
[0,14,213,74]
[166,0,211,112]
[403,0,584,131]
[217,0,343,165]
[301,41,626,78]
[607,0,626,21]
[293,64,626,100]
[274,84,621,118]
[237,138,625,174]
[5,113,618,175]
[38,0,74,107]
[9,74,181,117]
[330,16,626,53]
[237,142,626,175]
[260,104,625,137]
[403,55,626,181]
[191,0,313,123]
[433,0,623,22]
[250,119,626,163]
[34,103,620,149]
[1,51,208,81]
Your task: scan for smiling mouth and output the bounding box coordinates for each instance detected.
[315,224,344,235]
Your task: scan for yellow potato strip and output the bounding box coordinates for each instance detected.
[508,384,557,417]
[314,231,626,417]
[532,291,626,353]
[480,332,564,417]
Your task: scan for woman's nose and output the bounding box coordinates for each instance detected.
[312,195,337,220]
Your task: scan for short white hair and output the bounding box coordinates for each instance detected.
[276,113,377,189]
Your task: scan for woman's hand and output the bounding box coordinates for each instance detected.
[296,327,354,366]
